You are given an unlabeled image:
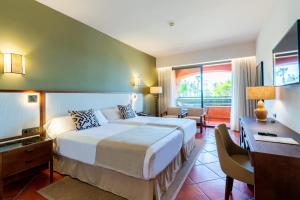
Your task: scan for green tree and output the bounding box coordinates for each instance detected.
[213,80,232,96]
[179,82,188,96]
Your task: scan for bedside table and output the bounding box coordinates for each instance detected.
[0,136,53,199]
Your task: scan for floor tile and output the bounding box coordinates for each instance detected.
[205,162,226,178]
[195,160,202,166]
[203,143,217,152]
[176,184,209,200]
[210,150,219,157]
[197,179,251,200]
[183,176,194,185]
[197,152,219,164]
[233,179,254,197]
[189,165,219,183]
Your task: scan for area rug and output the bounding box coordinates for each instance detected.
[38,139,203,200]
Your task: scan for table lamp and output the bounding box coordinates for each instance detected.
[246,86,275,122]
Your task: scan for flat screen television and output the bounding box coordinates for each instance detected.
[273,20,300,86]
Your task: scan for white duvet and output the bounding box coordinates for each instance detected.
[112,116,197,144]
[55,123,183,180]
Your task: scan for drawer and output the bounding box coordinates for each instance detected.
[2,140,52,178]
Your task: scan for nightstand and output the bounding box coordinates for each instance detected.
[0,136,53,199]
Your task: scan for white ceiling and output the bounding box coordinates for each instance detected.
[37,0,273,58]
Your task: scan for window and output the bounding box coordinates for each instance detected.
[175,68,201,107]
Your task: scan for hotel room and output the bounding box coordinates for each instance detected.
[0,0,300,200]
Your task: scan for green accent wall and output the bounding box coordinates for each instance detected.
[0,0,157,114]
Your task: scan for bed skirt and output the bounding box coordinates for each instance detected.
[182,137,195,160]
[54,137,195,200]
[55,153,181,200]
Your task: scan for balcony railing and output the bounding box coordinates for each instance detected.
[176,96,232,107]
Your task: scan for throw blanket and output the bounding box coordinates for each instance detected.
[95,125,177,179]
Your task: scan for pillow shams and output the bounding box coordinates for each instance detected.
[44,116,76,139]
[95,110,108,124]
[101,107,122,121]
[69,109,100,130]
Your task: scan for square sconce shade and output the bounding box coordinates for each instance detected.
[4,53,26,74]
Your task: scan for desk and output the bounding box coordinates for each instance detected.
[240,117,300,200]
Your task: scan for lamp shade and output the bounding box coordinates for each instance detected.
[150,86,162,94]
[246,86,275,100]
[3,53,25,74]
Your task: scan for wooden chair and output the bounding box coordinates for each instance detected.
[215,124,254,200]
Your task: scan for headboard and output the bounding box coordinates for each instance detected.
[45,92,144,122]
[0,91,40,139]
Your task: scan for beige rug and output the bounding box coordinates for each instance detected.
[39,139,203,200]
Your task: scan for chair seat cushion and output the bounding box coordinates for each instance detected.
[231,154,254,173]
[163,115,178,118]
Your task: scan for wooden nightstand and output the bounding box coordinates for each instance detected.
[0,136,53,199]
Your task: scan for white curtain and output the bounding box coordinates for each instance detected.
[157,67,177,115]
[231,57,257,131]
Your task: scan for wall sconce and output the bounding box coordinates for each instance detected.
[3,53,25,74]
[131,76,141,87]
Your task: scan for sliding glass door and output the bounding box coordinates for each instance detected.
[174,62,232,126]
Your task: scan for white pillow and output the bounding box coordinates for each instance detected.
[95,110,108,124]
[44,115,76,139]
[101,107,122,121]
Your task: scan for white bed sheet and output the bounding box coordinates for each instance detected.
[112,116,197,144]
[55,123,182,180]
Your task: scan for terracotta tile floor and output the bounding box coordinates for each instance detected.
[4,128,253,200]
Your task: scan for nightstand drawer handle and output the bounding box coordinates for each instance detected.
[25,148,34,152]
[25,159,34,163]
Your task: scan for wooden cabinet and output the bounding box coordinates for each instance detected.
[240,117,300,200]
[0,137,53,199]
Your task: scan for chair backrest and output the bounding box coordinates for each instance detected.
[167,107,181,115]
[187,108,204,116]
[215,124,237,173]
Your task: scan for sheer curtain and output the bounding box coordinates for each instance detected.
[230,57,257,131]
[157,67,177,115]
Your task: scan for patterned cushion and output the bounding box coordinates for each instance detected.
[69,109,100,130]
[117,104,136,119]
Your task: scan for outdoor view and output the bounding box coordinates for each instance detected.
[175,64,232,107]
[175,63,232,126]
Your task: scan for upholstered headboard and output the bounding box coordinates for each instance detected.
[45,92,143,122]
[0,91,40,139]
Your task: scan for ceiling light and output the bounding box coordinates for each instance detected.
[168,22,175,27]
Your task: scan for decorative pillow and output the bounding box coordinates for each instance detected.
[69,109,100,130]
[117,104,137,119]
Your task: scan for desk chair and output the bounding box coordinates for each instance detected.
[215,124,254,200]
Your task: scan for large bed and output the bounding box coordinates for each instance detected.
[111,116,197,159]
[44,92,197,200]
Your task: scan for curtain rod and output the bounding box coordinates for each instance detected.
[172,59,232,70]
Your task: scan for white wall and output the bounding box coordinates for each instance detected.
[256,0,300,133]
[157,41,256,68]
